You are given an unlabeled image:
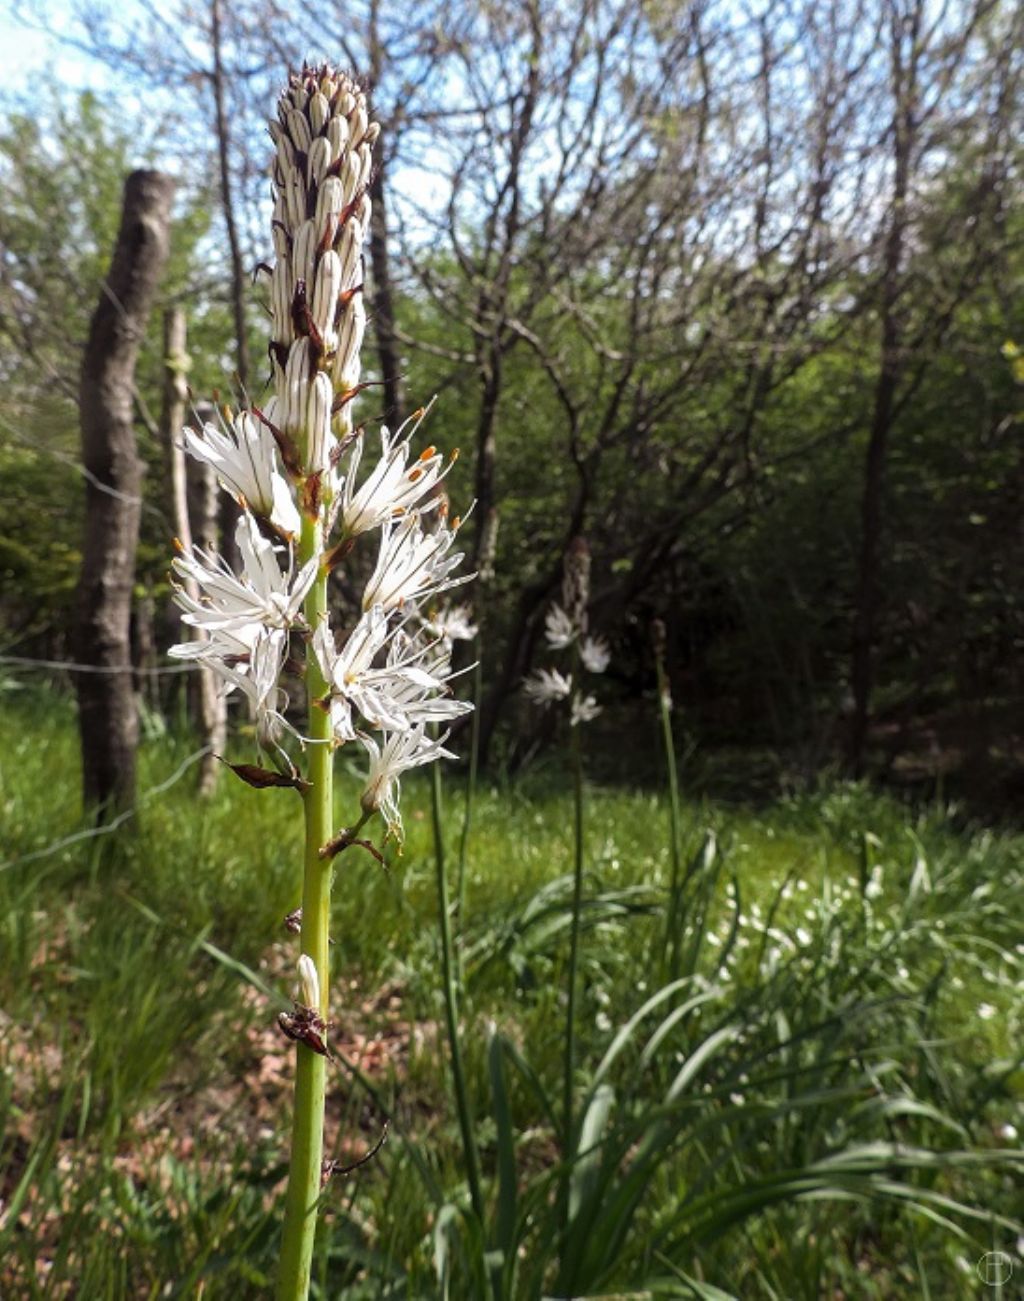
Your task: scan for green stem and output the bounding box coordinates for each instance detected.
[454,651,483,957]
[656,657,684,982]
[277,515,333,1301]
[430,762,490,1279]
[562,714,585,1153]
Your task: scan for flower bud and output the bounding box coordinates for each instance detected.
[284,172,306,231]
[298,953,320,1009]
[333,295,366,393]
[336,222,363,290]
[327,114,349,160]
[271,261,293,345]
[316,176,345,246]
[307,135,332,187]
[286,107,312,153]
[292,219,317,298]
[307,372,334,473]
[284,339,312,436]
[312,250,342,346]
[340,151,361,206]
[309,90,330,134]
[349,101,369,147]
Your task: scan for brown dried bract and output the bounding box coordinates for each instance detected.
[277,1003,333,1059]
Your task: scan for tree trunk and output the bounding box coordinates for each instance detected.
[848,4,917,776]
[368,155,405,427]
[365,0,405,428]
[162,308,226,794]
[472,357,502,569]
[848,321,901,775]
[75,169,175,814]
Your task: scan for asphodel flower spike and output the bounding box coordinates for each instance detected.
[170,65,472,1301]
[523,534,608,725]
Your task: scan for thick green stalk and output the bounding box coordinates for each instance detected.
[277,515,333,1301]
[562,715,585,1152]
[656,656,684,981]
[430,763,490,1283]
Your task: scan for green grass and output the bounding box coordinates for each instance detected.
[0,683,1020,1298]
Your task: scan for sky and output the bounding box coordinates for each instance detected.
[0,2,119,92]
[0,0,450,226]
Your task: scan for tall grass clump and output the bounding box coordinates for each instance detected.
[411,571,1023,1298]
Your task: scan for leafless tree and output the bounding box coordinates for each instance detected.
[847,0,1019,773]
[162,306,227,793]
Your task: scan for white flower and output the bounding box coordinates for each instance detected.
[298,953,320,1009]
[544,604,575,649]
[379,633,473,729]
[172,513,317,641]
[341,412,454,537]
[978,1002,997,1021]
[361,512,467,612]
[865,864,884,900]
[423,602,477,648]
[167,623,253,664]
[183,411,300,537]
[570,692,602,726]
[312,607,394,741]
[212,627,296,750]
[359,725,456,838]
[998,1122,1018,1141]
[580,635,610,674]
[524,668,572,704]
[314,612,471,743]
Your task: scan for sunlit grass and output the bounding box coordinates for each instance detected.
[0,684,1020,1298]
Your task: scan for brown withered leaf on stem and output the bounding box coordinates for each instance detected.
[221,759,310,792]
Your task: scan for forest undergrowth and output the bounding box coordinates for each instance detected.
[0,686,1020,1298]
